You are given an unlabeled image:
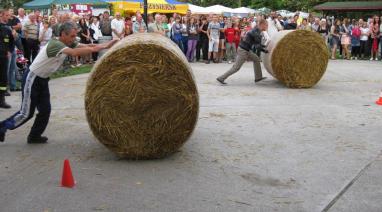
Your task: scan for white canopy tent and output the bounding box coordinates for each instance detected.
[230,7,256,17]
[232,7,256,14]
[188,3,209,14]
[204,4,234,14]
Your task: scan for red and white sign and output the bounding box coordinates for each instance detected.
[70,4,92,15]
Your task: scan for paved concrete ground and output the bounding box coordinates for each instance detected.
[0,60,381,212]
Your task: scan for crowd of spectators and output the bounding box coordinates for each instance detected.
[1,7,382,94]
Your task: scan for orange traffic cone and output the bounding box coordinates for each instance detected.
[61,159,75,188]
[376,91,382,105]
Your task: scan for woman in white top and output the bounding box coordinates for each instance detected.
[89,16,103,62]
[90,16,102,42]
[360,22,370,60]
[39,21,52,48]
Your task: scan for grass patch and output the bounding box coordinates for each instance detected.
[51,65,93,79]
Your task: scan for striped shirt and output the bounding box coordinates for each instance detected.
[24,21,39,40]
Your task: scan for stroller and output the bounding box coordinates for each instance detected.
[15,48,28,82]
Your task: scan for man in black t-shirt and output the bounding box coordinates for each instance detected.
[196,17,209,61]
[7,9,22,92]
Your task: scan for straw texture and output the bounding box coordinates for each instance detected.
[85,33,199,159]
[262,30,329,88]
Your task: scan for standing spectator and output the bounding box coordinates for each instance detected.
[23,13,40,65]
[34,10,41,24]
[167,17,174,38]
[217,16,226,63]
[8,9,21,49]
[0,9,14,108]
[233,20,241,49]
[196,16,208,62]
[351,21,361,60]
[186,16,198,62]
[79,18,91,64]
[148,14,165,36]
[38,21,52,48]
[330,19,341,60]
[267,11,283,37]
[7,8,21,92]
[124,17,133,36]
[111,12,125,39]
[286,15,298,30]
[311,18,320,32]
[100,11,112,37]
[90,16,102,61]
[277,14,285,29]
[369,15,380,61]
[84,13,91,27]
[360,22,369,60]
[340,18,351,60]
[50,8,58,20]
[225,21,236,64]
[133,14,147,33]
[17,8,28,51]
[171,16,184,52]
[298,18,312,31]
[49,16,58,38]
[206,14,221,64]
[380,16,382,59]
[148,15,154,24]
[181,16,189,54]
[317,19,329,43]
[162,15,170,38]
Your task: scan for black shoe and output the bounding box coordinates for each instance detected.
[0,131,4,142]
[27,136,48,144]
[205,60,211,64]
[0,96,11,109]
[216,78,227,85]
[255,77,267,83]
[4,91,10,96]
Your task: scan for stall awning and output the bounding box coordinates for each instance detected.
[108,0,188,14]
[54,0,107,4]
[23,0,107,9]
[24,0,54,9]
[314,1,382,11]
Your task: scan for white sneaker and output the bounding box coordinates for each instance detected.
[370,58,374,61]
[355,57,358,60]
[228,60,232,64]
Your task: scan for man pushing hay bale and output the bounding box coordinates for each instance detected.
[85,33,199,159]
[261,30,329,88]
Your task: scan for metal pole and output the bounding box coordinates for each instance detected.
[144,0,148,28]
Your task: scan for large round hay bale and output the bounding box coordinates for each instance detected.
[85,33,199,159]
[262,30,329,88]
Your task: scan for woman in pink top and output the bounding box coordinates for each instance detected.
[369,15,380,61]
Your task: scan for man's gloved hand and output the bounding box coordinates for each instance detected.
[260,44,269,54]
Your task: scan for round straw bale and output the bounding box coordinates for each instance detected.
[262,30,329,88]
[85,33,199,159]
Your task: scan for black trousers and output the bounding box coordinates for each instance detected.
[92,40,99,61]
[2,69,51,138]
[351,46,360,58]
[0,56,8,91]
[360,40,368,58]
[196,38,208,61]
[25,39,40,65]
